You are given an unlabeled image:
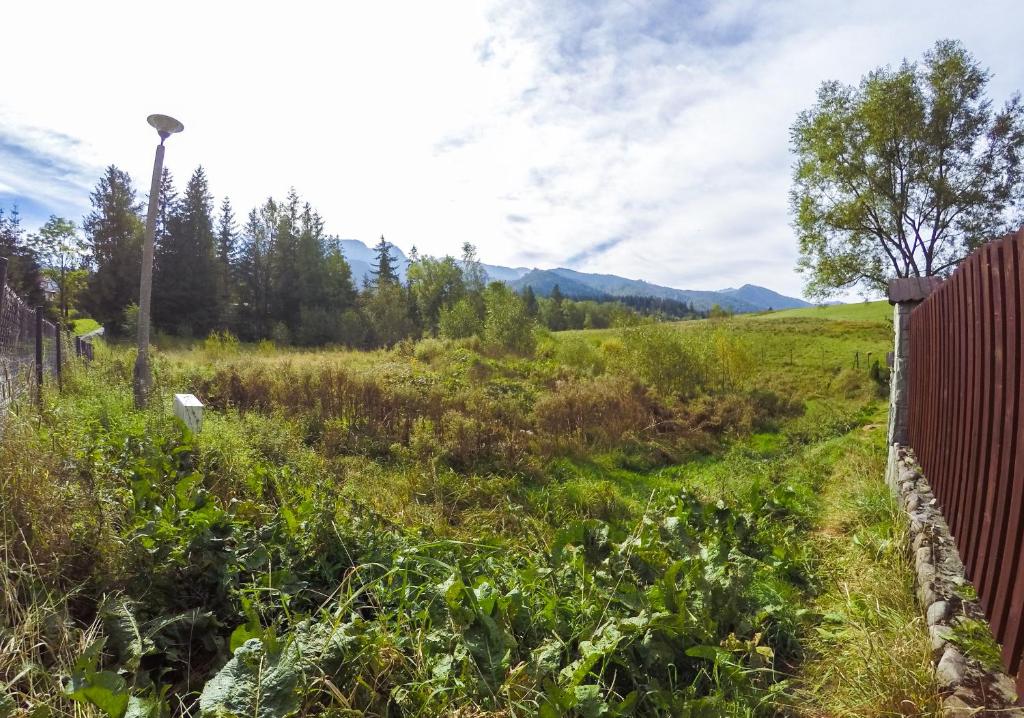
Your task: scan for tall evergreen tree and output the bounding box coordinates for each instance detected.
[81,166,144,333]
[295,202,327,310]
[234,203,275,340]
[547,284,567,331]
[522,285,539,318]
[216,197,237,326]
[156,168,176,248]
[0,206,44,306]
[153,167,220,335]
[371,235,399,287]
[270,189,302,328]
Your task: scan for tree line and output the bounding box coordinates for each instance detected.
[0,166,703,350]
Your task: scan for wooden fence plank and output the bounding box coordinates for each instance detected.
[973,245,1002,593]
[964,246,994,578]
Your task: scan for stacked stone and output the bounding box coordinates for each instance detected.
[886,444,1023,715]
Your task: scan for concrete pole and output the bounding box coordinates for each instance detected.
[133,139,166,408]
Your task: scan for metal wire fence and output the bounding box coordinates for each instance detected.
[0,257,80,409]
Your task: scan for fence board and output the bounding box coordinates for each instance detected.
[978,243,1007,609]
[908,229,1024,677]
[965,246,994,577]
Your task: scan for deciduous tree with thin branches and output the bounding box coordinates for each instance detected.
[791,40,1024,298]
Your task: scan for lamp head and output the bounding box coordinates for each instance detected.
[147,114,184,143]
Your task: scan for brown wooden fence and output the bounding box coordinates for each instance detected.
[907,228,1024,683]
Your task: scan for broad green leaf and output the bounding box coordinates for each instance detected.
[125,696,162,718]
[685,645,728,662]
[65,670,130,718]
[574,684,609,718]
[100,597,145,673]
[199,620,354,718]
[229,622,263,653]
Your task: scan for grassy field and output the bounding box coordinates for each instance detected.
[71,317,101,335]
[758,300,891,323]
[0,310,936,717]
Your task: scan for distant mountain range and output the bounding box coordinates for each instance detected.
[337,239,810,313]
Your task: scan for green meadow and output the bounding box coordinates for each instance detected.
[0,306,938,717]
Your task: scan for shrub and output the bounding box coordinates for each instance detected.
[614,324,702,396]
[256,338,277,355]
[438,296,483,339]
[295,306,344,346]
[684,393,758,438]
[832,367,873,400]
[533,375,655,446]
[121,302,139,338]
[483,283,536,355]
[271,321,291,346]
[553,336,605,375]
[203,330,240,360]
[413,337,446,362]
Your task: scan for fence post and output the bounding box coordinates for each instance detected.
[0,257,7,321]
[35,306,43,405]
[886,277,942,446]
[55,324,62,392]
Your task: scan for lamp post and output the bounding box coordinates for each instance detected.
[133,113,183,408]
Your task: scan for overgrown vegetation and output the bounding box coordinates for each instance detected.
[1,310,936,716]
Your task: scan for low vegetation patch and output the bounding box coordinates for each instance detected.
[0,311,935,716]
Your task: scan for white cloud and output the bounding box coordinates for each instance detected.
[1,0,1022,297]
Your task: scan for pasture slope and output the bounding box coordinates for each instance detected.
[0,305,942,717]
[758,300,890,323]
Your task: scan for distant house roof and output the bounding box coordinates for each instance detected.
[41,278,59,294]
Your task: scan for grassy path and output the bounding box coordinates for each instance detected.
[788,415,939,716]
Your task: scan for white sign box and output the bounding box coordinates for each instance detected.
[173,393,204,434]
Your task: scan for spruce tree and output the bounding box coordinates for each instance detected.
[547,284,567,331]
[322,236,357,309]
[522,285,539,318]
[0,206,44,306]
[153,167,220,336]
[371,235,399,286]
[234,204,275,340]
[270,189,302,328]
[216,197,237,326]
[156,168,176,248]
[295,202,327,310]
[81,166,144,334]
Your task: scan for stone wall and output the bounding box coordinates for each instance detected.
[886,444,1022,715]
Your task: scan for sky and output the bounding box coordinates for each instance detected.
[1,0,1022,299]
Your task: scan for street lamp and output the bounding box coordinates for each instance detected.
[133,113,183,408]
